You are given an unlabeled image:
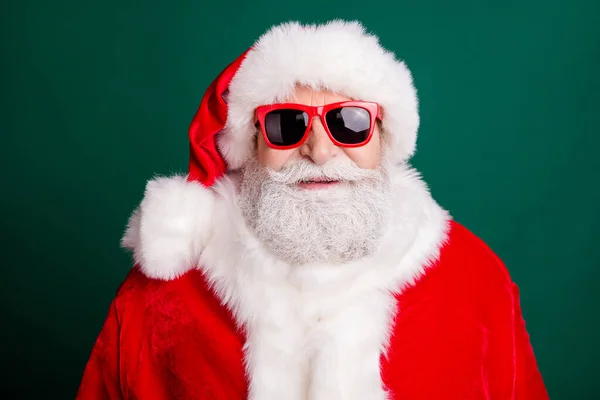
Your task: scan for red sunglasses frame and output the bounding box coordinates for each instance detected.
[254,101,383,150]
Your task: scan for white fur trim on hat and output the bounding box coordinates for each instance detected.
[218,20,420,170]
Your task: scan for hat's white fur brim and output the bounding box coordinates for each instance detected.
[218,20,420,170]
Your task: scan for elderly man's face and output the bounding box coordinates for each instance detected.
[256,85,383,172]
[237,85,390,266]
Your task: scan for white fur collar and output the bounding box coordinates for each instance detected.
[122,165,450,400]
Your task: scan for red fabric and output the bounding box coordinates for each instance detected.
[76,221,549,399]
[187,49,250,186]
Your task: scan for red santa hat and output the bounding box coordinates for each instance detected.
[187,20,420,186]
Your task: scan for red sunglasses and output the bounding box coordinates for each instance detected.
[254,101,383,150]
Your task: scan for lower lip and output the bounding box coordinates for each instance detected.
[297,181,340,190]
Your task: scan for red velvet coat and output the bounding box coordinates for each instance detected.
[76,221,548,399]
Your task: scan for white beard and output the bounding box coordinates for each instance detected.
[237,155,392,266]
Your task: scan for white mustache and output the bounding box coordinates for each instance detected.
[266,157,381,185]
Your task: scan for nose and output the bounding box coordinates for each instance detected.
[299,116,340,165]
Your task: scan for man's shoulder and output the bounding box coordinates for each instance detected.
[95,267,246,395]
[113,266,195,308]
[440,220,514,286]
[403,220,517,309]
[111,267,239,340]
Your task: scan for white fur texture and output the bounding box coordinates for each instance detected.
[219,20,420,170]
[122,166,450,399]
[121,176,214,281]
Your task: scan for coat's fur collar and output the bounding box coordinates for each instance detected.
[122,166,449,284]
[122,165,450,400]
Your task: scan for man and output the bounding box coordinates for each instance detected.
[77,20,548,399]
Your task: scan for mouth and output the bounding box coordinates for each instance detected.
[296,178,341,189]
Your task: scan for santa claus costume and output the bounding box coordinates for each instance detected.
[76,21,549,399]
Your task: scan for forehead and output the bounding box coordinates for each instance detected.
[288,85,353,105]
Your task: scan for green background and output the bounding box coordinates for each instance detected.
[2,0,599,398]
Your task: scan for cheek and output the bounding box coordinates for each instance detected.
[257,136,298,170]
[343,129,382,169]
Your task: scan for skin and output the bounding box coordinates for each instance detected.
[256,86,382,176]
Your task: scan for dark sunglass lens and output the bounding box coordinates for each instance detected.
[264,110,308,146]
[325,107,371,144]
